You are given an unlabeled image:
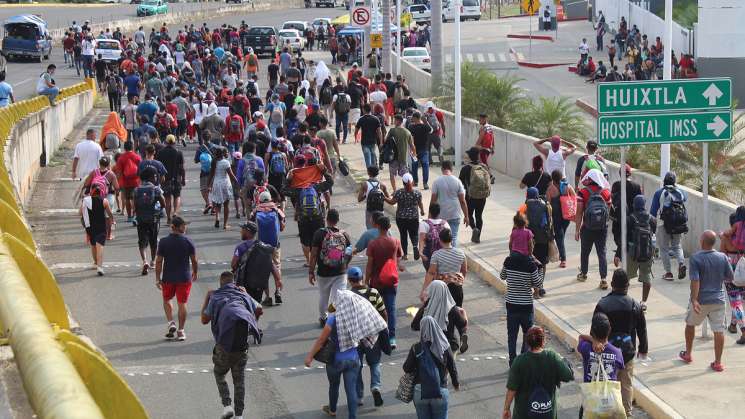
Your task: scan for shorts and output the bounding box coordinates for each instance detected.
[388,160,409,177]
[136,221,159,250]
[429,134,442,150]
[122,187,136,200]
[272,247,281,269]
[161,281,192,304]
[298,217,324,247]
[349,108,361,124]
[86,229,106,246]
[162,178,182,198]
[627,258,653,284]
[685,302,726,332]
[177,119,187,137]
[479,149,491,165]
[199,172,210,193]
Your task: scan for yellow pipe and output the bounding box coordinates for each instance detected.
[0,235,104,419]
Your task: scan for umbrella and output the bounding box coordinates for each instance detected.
[331,14,349,25]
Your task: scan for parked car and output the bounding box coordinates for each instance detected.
[1,14,52,62]
[278,29,305,51]
[136,0,168,17]
[94,39,122,63]
[244,26,277,56]
[312,18,332,31]
[281,21,310,38]
[401,47,430,72]
[443,0,481,21]
[406,4,431,24]
[315,0,336,7]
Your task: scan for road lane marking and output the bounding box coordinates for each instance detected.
[465,53,474,62]
[476,53,485,63]
[487,53,496,62]
[499,53,507,62]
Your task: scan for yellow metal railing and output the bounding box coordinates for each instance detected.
[0,80,148,419]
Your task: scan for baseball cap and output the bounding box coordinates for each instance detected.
[347,267,363,282]
[352,62,359,67]
[425,101,435,109]
[171,215,189,227]
[253,111,263,119]
[233,151,243,160]
[240,221,257,233]
[402,173,413,184]
[259,191,272,203]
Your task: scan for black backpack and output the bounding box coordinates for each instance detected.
[660,186,688,235]
[583,189,609,231]
[526,198,551,244]
[380,134,398,164]
[527,374,554,419]
[630,213,654,263]
[365,180,385,212]
[320,86,333,106]
[235,241,275,291]
[334,94,351,114]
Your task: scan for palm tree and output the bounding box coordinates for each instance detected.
[512,96,591,142]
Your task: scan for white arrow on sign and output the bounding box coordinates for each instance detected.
[706,115,728,136]
[702,83,724,106]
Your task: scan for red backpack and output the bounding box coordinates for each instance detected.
[733,221,745,251]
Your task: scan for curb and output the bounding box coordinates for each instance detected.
[517,61,574,68]
[507,33,554,41]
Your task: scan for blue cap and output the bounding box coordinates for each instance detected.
[347,267,363,281]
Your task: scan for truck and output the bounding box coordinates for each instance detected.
[1,14,52,62]
[244,26,278,57]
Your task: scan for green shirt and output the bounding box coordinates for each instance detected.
[506,349,574,419]
[387,126,412,164]
[317,128,338,159]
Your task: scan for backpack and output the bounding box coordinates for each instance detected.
[269,152,286,176]
[376,257,399,288]
[583,189,609,231]
[416,343,443,400]
[365,180,385,212]
[229,115,242,134]
[270,105,284,125]
[255,210,279,247]
[247,54,258,67]
[198,149,213,173]
[424,112,440,134]
[252,184,268,207]
[468,163,491,199]
[424,220,445,257]
[242,154,258,186]
[156,113,171,132]
[134,184,158,221]
[299,144,320,165]
[527,381,554,419]
[380,134,397,164]
[231,98,246,118]
[526,198,551,244]
[334,94,351,114]
[106,76,120,94]
[122,155,139,180]
[235,241,275,291]
[320,86,333,105]
[660,186,688,235]
[246,81,258,96]
[90,169,109,196]
[298,186,321,219]
[320,228,348,269]
[732,221,745,252]
[286,119,300,138]
[630,213,654,263]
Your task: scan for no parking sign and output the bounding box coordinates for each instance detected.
[350,6,371,27]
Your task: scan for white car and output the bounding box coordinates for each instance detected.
[406,4,431,24]
[94,39,122,63]
[312,17,332,31]
[402,47,431,72]
[282,21,310,38]
[278,29,305,50]
[443,0,481,21]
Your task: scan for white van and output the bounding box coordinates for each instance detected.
[443,0,481,22]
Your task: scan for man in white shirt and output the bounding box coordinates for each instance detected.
[430,161,469,248]
[81,36,96,78]
[579,38,590,63]
[72,129,104,180]
[36,64,59,105]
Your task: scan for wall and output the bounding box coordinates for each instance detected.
[696,0,745,59]
[393,52,433,98]
[594,0,692,54]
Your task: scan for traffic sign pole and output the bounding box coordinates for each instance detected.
[661,0,673,182]
[621,147,628,274]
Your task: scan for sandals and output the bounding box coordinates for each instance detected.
[678,351,692,364]
[599,280,609,290]
[710,362,724,372]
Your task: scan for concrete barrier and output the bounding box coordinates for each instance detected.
[393,52,433,98]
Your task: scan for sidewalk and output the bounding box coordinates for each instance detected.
[336,139,737,419]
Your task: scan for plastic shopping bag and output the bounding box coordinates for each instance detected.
[580,360,626,419]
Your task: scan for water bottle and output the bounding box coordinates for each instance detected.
[652,233,659,259]
[345,245,353,264]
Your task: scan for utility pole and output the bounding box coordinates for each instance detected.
[431,0,443,93]
[454,0,462,168]
[382,0,391,73]
[660,0,673,179]
[396,0,401,74]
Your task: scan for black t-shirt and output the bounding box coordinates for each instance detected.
[332,84,346,95]
[286,67,301,80]
[94,60,108,77]
[357,114,381,146]
[521,171,551,196]
[311,226,351,277]
[346,84,363,109]
[610,179,643,223]
[248,97,263,115]
[384,80,396,98]
[408,122,431,154]
[156,145,184,181]
[267,63,280,80]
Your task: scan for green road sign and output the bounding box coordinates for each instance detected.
[597,78,732,114]
[598,110,733,146]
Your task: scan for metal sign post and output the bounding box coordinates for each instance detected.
[621,147,628,273]
[702,142,710,339]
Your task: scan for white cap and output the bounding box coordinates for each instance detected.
[425,101,435,109]
[402,173,414,184]
[259,191,272,203]
[253,111,263,118]
[352,62,359,67]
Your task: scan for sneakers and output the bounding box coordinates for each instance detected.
[141,263,149,276]
[737,336,745,345]
[678,350,692,364]
[599,279,609,290]
[389,337,397,350]
[165,322,177,340]
[319,316,327,328]
[274,290,283,305]
[96,267,105,276]
[423,184,429,190]
[413,246,420,260]
[371,388,384,407]
[262,296,274,307]
[176,329,186,341]
[663,272,674,281]
[640,301,647,312]
[221,405,235,419]
[729,323,738,334]
[459,334,469,354]
[321,405,336,416]
[559,261,566,268]
[678,264,687,279]
[471,228,481,244]
[576,272,588,282]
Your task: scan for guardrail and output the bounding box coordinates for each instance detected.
[0,81,148,418]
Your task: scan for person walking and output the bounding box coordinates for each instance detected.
[679,231,731,372]
[532,135,576,180]
[358,166,390,229]
[594,268,649,417]
[80,183,114,276]
[519,155,551,196]
[385,173,424,260]
[408,111,433,189]
[0,72,15,108]
[134,167,166,275]
[403,315,460,419]
[72,128,105,181]
[356,104,383,169]
[575,169,611,289]
[309,208,352,327]
[611,164,643,265]
[209,148,239,229]
[502,326,574,419]
[418,203,451,271]
[156,135,186,222]
[546,170,573,268]
[421,228,467,304]
[305,290,387,419]
[332,85,351,144]
[113,140,141,224]
[155,216,198,342]
[366,215,403,349]
[650,172,688,281]
[231,222,283,304]
[615,195,656,309]
[523,187,552,296]
[385,114,415,191]
[430,161,469,248]
[413,280,469,356]
[200,271,262,419]
[459,147,492,243]
[423,102,445,165]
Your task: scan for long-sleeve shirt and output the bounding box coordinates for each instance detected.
[403,342,459,388]
[594,291,649,362]
[649,185,687,219]
[500,254,543,307]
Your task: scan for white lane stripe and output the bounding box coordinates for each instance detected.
[476,53,485,63]
[499,53,507,62]
[465,53,474,62]
[487,53,496,62]
[40,208,78,215]
[517,52,525,61]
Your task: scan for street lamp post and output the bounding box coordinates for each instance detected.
[396,0,401,74]
[454,0,461,168]
[660,0,673,179]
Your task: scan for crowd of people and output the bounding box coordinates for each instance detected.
[57,10,740,419]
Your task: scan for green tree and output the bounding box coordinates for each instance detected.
[511,96,591,142]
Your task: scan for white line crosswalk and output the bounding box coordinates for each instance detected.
[443,52,517,65]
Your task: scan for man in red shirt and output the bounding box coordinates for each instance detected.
[63,33,75,68]
[574,168,611,289]
[114,140,143,224]
[223,108,244,154]
[365,215,402,349]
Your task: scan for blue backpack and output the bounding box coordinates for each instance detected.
[286,119,300,138]
[269,152,286,176]
[199,150,213,173]
[298,186,321,220]
[256,210,280,247]
[416,343,443,400]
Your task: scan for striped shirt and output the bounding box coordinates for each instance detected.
[351,286,387,317]
[430,247,466,275]
[500,255,542,306]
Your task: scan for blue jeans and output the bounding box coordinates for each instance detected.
[379,286,397,338]
[362,144,378,169]
[506,305,534,365]
[335,112,349,142]
[356,344,381,399]
[326,358,360,419]
[38,86,59,104]
[411,151,430,185]
[413,384,449,419]
[447,218,461,248]
[82,55,94,78]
